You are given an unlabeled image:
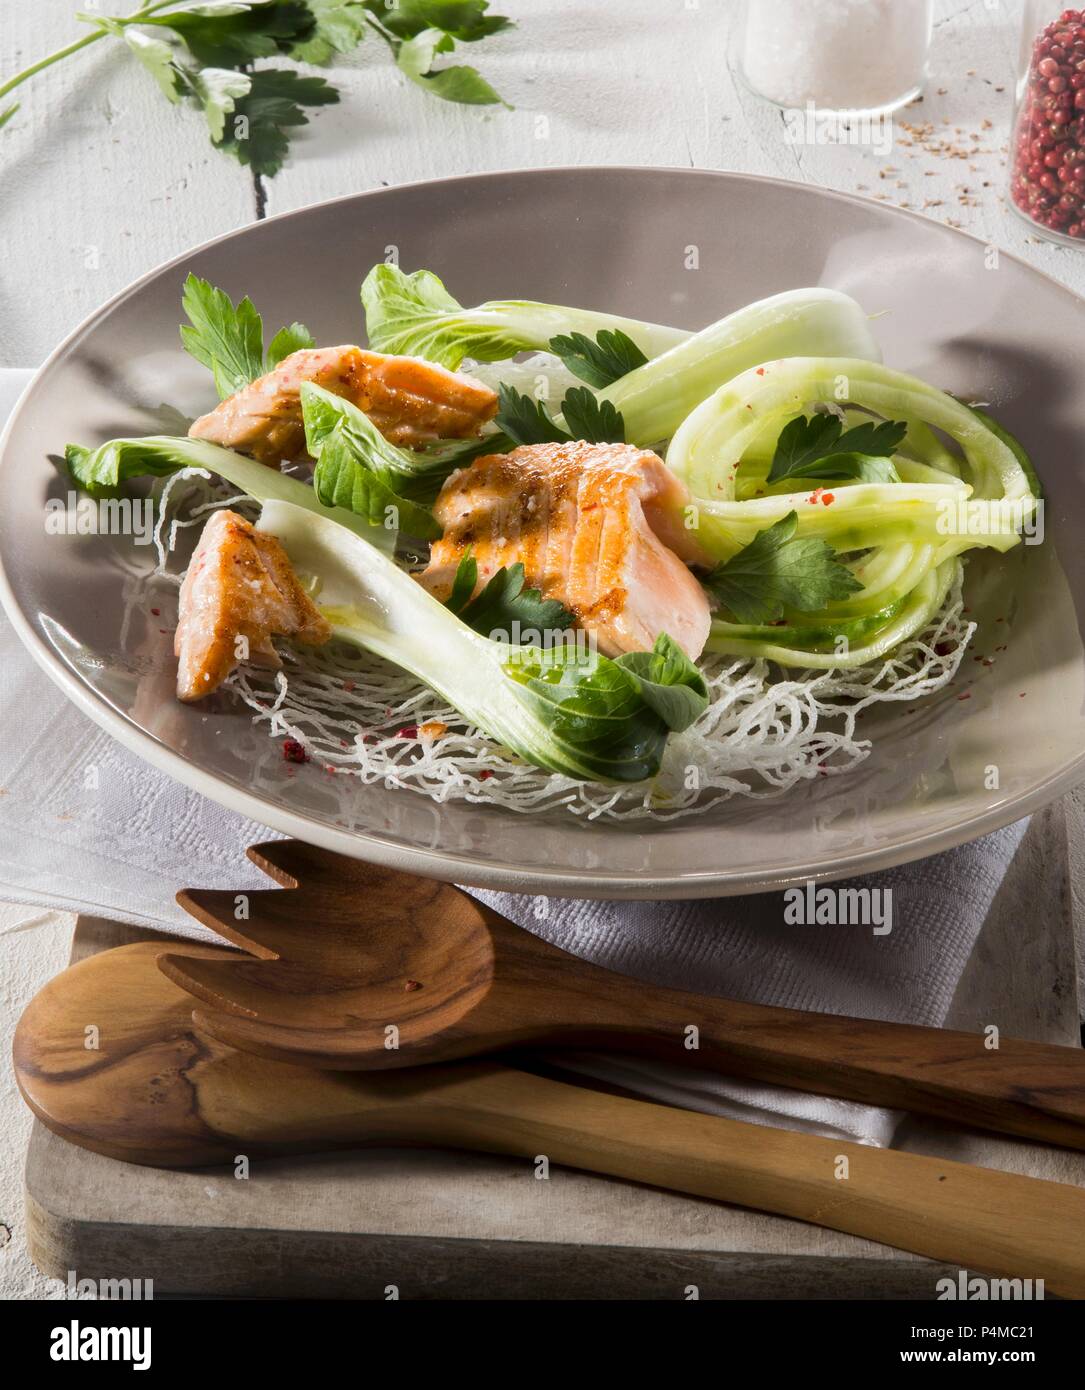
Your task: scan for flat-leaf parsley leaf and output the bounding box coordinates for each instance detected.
[767,413,906,486]
[444,550,576,639]
[703,511,863,625]
[181,273,316,397]
[548,328,648,388]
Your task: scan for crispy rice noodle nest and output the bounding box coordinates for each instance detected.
[140,469,975,823]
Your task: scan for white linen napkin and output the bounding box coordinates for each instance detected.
[0,368,1029,1147]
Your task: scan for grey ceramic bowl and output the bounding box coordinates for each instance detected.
[1,167,1083,898]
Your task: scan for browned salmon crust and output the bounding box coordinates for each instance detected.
[187,346,498,466]
[175,509,330,702]
[420,441,713,661]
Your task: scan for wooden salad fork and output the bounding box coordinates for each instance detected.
[157,840,1085,1150]
[14,938,1085,1299]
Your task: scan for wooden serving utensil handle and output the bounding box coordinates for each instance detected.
[534,960,1085,1150]
[421,1065,1085,1301]
[15,941,1085,1297]
[158,838,1085,1153]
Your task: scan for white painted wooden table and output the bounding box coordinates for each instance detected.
[2,0,1085,1299]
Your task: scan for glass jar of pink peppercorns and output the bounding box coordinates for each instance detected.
[1009,4,1085,245]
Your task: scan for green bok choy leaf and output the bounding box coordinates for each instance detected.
[63,435,397,553]
[360,264,689,369]
[256,498,708,782]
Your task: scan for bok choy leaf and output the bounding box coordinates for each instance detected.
[598,289,883,448]
[256,499,708,782]
[665,358,1039,565]
[300,380,490,503]
[63,435,397,553]
[360,264,689,369]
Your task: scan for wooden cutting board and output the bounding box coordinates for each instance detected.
[22,808,1084,1300]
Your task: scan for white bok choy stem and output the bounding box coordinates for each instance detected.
[63,435,398,554]
[255,500,703,785]
[667,357,1037,564]
[360,264,688,368]
[594,289,882,447]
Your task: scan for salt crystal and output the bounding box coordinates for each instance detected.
[740,0,932,113]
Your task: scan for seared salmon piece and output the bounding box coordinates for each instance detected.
[174,509,330,702]
[188,346,498,466]
[420,441,713,661]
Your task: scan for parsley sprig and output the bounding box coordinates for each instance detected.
[496,383,627,447]
[548,328,648,388]
[180,272,315,396]
[767,413,906,486]
[703,512,863,625]
[0,1,513,178]
[444,549,576,639]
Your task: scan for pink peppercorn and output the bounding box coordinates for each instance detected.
[1009,10,1085,240]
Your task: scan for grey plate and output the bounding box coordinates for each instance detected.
[1,167,1083,899]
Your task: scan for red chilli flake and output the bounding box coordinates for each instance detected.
[150,607,160,616]
[479,769,494,781]
[821,492,835,505]
[756,367,766,376]
[396,724,419,739]
[957,692,972,701]
[808,487,825,504]
[282,739,309,764]
[404,979,423,992]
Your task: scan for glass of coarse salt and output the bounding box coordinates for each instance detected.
[735,0,934,118]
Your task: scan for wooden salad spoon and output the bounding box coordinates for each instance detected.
[14,938,1085,1299]
[158,839,1085,1150]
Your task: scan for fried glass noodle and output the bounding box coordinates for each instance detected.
[145,470,974,822]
